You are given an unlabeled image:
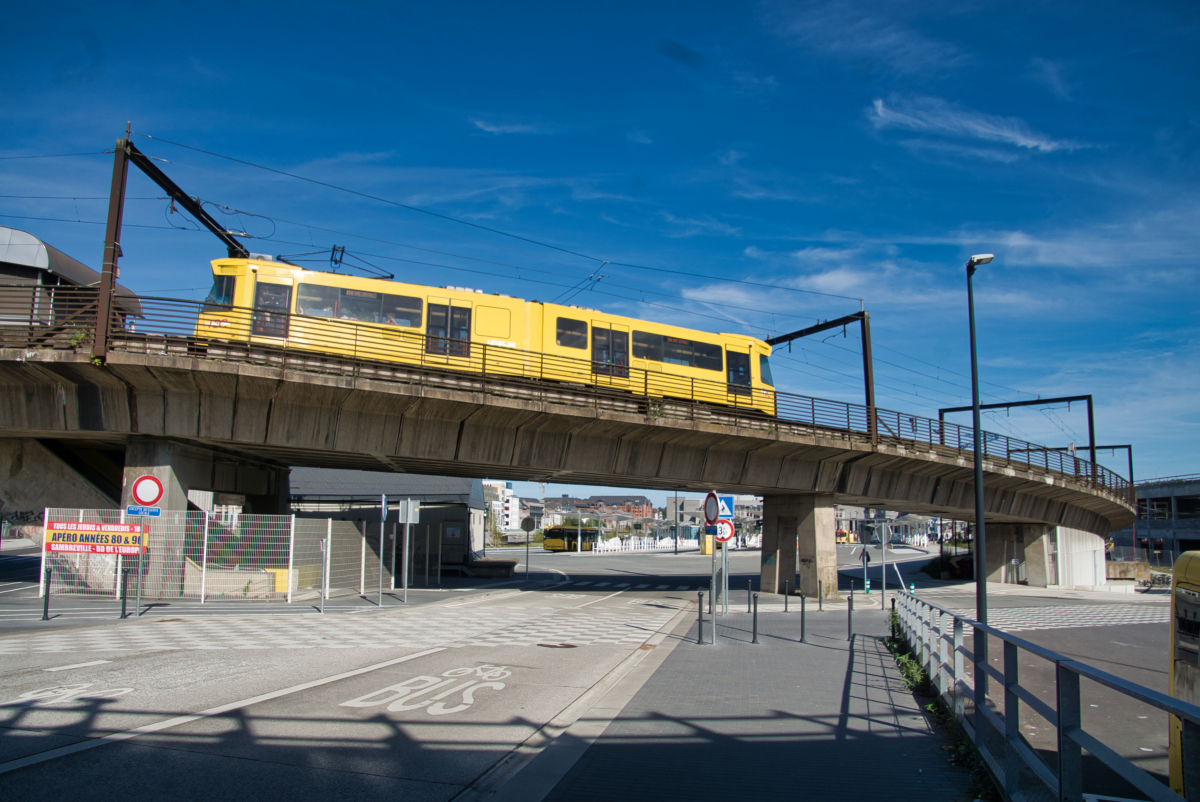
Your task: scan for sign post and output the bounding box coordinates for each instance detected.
[378,495,388,607]
[126,474,163,617]
[521,517,536,584]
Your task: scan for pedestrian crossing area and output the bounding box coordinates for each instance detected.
[946,604,1171,632]
[0,601,679,655]
[556,581,700,591]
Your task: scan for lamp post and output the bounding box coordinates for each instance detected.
[966,253,994,625]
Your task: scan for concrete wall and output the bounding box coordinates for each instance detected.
[0,438,115,539]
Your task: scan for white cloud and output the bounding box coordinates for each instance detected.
[898,138,1023,164]
[470,119,549,135]
[661,211,740,238]
[1030,57,1072,101]
[762,0,964,75]
[869,96,1087,153]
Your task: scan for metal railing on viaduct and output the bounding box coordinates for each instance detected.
[0,285,1132,503]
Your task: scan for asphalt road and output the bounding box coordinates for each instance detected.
[1,539,1176,801]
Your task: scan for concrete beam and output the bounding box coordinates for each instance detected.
[0,350,1137,535]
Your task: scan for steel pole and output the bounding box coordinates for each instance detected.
[42,568,51,621]
[94,135,130,361]
[967,262,988,627]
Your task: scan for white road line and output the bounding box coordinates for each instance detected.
[573,590,625,609]
[655,585,669,590]
[444,591,529,608]
[44,660,112,672]
[573,582,592,587]
[594,583,611,587]
[0,647,445,775]
[676,586,690,590]
[615,584,631,588]
[634,584,649,589]
[0,585,38,594]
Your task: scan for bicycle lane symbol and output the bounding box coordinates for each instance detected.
[2,684,134,708]
[339,665,510,717]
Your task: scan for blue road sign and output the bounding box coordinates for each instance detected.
[717,495,735,520]
[126,506,161,517]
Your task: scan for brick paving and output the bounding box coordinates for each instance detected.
[544,600,976,801]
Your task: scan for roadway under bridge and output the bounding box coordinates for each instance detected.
[0,342,1134,599]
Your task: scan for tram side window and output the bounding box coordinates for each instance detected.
[557,317,588,349]
[727,351,751,386]
[632,331,721,371]
[759,354,775,387]
[693,341,723,371]
[251,283,292,338]
[426,304,471,356]
[203,276,236,311]
[296,284,337,317]
[338,288,382,323]
[632,331,663,361]
[383,294,422,328]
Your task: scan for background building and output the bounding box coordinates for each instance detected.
[288,469,486,565]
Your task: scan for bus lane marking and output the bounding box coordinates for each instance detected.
[0,647,445,775]
[341,664,511,717]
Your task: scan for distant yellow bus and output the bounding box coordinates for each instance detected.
[1170,551,1200,795]
[194,258,777,414]
[542,527,600,552]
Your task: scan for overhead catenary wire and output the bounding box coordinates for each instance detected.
[130,131,862,303]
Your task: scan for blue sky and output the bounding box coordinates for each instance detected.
[3,1,1198,504]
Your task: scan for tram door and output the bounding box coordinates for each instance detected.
[591,322,629,386]
[426,297,472,362]
[250,277,293,341]
[726,347,752,402]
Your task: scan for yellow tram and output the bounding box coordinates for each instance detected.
[542,526,601,552]
[195,257,777,414]
[1169,551,1200,795]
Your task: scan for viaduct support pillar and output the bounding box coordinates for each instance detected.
[121,438,291,598]
[760,493,838,599]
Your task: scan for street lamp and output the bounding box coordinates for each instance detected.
[966,253,993,625]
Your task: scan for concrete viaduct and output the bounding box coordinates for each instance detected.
[0,344,1134,598]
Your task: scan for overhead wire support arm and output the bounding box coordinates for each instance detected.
[123,141,249,259]
[937,395,1096,470]
[767,311,876,445]
[94,131,252,362]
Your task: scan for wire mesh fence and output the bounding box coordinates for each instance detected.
[39,510,440,602]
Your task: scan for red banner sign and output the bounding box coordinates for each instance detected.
[44,521,146,555]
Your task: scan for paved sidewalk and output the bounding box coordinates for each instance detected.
[542,598,976,802]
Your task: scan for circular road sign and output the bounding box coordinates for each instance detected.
[520,517,536,533]
[703,492,720,525]
[714,519,735,542]
[131,474,164,506]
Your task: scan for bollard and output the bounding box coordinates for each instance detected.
[800,594,806,643]
[119,571,128,620]
[697,591,706,645]
[784,580,789,613]
[818,579,823,612]
[752,593,759,644]
[847,593,854,642]
[42,568,52,621]
[748,579,753,613]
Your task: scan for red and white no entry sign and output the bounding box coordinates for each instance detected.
[131,475,164,506]
[714,519,735,542]
[703,492,720,525]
